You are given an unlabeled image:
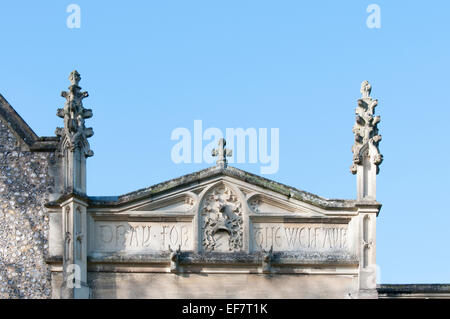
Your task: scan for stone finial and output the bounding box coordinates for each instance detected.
[211,138,232,168]
[351,81,383,175]
[69,70,81,87]
[55,70,94,157]
[360,80,372,99]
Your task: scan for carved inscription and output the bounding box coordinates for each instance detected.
[252,223,348,252]
[94,222,192,251]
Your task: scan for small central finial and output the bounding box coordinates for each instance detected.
[360,80,372,99]
[69,70,81,87]
[212,138,232,168]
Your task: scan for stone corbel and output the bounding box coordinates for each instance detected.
[262,245,273,274]
[169,244,182,273]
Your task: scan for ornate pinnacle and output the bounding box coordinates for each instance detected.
[350,81,383,174]
[212,138,232,168]
[55,70,94,157]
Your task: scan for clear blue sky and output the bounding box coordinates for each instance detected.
[0,1,449,284]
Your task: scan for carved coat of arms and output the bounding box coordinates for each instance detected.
[201,185,243,252]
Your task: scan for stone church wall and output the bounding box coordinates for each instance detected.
[0,118,55,298]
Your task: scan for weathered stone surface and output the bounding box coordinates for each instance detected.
[85,272,359,299]
[80,165,371,210]
[0,118,56,299]
[93,221,192,252]
[351,80,383,175]
[351,81,383,201]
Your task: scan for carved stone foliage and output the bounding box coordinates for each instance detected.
[55,70,94,157]
[351,81,383,174]
[200,184,243,252]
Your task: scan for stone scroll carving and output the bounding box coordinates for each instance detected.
[200,184,243,252]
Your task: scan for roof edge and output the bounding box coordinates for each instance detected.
[86,165,377,210]
[377,284,450,294]
[0,93,58,151]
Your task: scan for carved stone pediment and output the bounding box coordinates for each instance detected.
[34,163,383,288]
[82,174,360,258]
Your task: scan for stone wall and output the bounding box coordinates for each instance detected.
[85,273,358,299]
[0,118,55,298]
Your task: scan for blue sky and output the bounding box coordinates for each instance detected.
[0,1,449,284]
